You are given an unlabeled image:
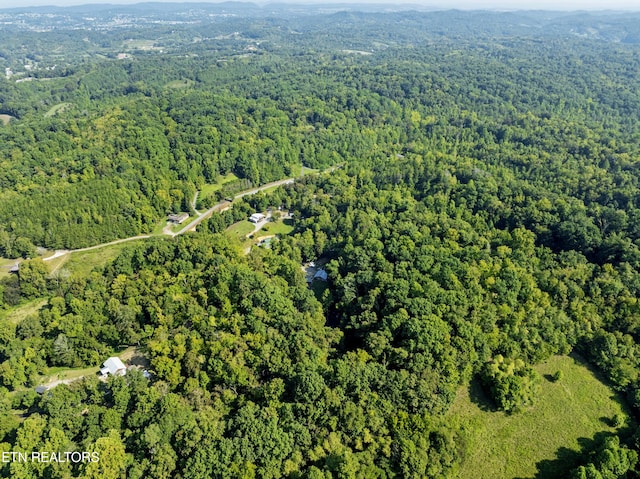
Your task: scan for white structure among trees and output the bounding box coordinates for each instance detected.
[100,357,127,377]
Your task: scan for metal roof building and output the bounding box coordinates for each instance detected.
[100,357,127,377]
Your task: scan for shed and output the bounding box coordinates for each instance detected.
[100,357,127,377]
[313,269,328,282]
[168,213,189,224]
[249,213,266,223]
[35,385,49,394]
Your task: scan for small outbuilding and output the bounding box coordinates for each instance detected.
[313,269,328,282]
[100,357,127,377]
[249,213,266,223]
[168,213,189,224]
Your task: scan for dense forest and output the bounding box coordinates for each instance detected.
[3,4,640,478]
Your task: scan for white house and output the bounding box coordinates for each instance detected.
[100,357,127,377]
[249,213,266,223]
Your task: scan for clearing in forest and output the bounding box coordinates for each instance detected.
[51,242,138,277]
[450,354,633,479]
[165,79,195,89]
[122,39,159,50]
[255,217,294,239]
[0,298,48,325]
[225,220,255,241]
[200,172,240,200]
[44,102,72,117]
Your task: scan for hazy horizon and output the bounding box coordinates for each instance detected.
[1,0,639,12]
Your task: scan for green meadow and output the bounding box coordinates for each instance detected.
[451,355,632,479]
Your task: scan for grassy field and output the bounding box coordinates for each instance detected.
[0,256,18,279]
[2,240,141,280]
[40,365,99,385]
[170,220,192,234]
[44,102,72,117]
[259,184,287,195]
[450,355,633,479]
[0,298,48,325]
[45,254,69,276]
[165,79,195,89]
[60,242,135,276]
[37,347,138,387]
[256,218,294,238]
[225,221,254,241]
[150,220,170,235]
[200,172,239,200]
[122,39,158,50]
[0,113,15,125]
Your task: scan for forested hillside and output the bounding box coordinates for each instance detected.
[2,5,640,478]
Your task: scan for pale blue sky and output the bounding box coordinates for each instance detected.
[1,0,639,11]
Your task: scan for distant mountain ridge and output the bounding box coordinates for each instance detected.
[1,3,639,43]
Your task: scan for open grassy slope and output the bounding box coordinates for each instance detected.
[450,355,633,479]
[0,298,48,325]
[199,172,239,200]
[52,242,137,277]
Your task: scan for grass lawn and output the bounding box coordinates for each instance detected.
[170,220,192,234]
[44,102,72,117]
[165,79,195,89]
[0,256,18,279]
[122,39,157,50]
[40,365,100,385]
[0,298,48,325]
[225,221,254,241]
[62,242,135,276]
[36,347,140,387]
[200,172,239,200]
[150,220,170,235]
[257,218,294,238]
[450,354,633,479]
[259,184,286,195]
[45,254,69,276]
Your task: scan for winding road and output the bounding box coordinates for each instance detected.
[41,177,299,262]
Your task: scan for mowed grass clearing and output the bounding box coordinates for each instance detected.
[39,365,100,385]
[165,79,195,89]
[0,256,18,279]
[225,221,254,241]
[200,172,239,200]
[44,102,72,117]
[256,218,294,238]
[122,39,158,50]
[61,242,138,276]
[450,354,632,479]
[36,347,138,387]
